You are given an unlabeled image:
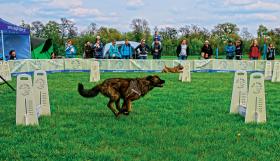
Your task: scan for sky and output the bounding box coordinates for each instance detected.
[0,0,280,35]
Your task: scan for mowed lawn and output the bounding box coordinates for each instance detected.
[1,72,280,161]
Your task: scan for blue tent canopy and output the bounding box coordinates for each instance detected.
[0,18,31,60]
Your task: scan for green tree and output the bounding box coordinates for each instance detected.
[130,18,151,42]
[31,21,45,37]
[42,21,63,56]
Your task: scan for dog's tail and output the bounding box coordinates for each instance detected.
[78,83,100,98]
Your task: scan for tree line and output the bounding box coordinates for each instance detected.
[20,18,280,57]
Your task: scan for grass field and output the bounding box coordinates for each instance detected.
[1,72,280,161]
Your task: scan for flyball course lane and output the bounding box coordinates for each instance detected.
[1,71,280,160]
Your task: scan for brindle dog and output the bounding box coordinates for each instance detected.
[162,64,184,73]
[78,75,165,117]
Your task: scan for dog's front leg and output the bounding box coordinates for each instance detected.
[107,100,120,117]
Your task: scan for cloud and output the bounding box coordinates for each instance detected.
[0,0,280,35]
[224,0,255,6]
[46,0,83,8]
[126,0,144,9]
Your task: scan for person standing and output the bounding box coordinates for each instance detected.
[235,40,243,60]
[176,39,189,60]
[51,52,56,59]
[135,39,150,59]
[9,50,16,60]
[151,39,162,59]
[120,39,133,59]
[93,39,104,59]
[225,40,236,60]
[153,31,162,42]
[109,40,121,59]
[267,43,276,60]
[84,42,93,59]
[249,40,261,60]
[201,40,213,59]
[65,40,77,58]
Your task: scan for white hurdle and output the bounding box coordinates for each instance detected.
[180,62,191,82]
[0,61,12,83]
[33,70,51,116]
[230,72,267,123]
[245,73,266,123]
[90,61,100,82]
[272,61,280,83]
[230,71,248,115]
[264,61,273,80]
[16,74,39,126]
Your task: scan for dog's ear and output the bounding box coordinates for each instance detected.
[146,75,154,81]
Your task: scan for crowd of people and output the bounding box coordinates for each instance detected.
[64,31,276,61]
[1,32,277,61]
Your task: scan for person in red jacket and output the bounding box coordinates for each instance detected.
[249,40,261,60]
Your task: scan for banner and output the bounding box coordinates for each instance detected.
[8,59,270,74]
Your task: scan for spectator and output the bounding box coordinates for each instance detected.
[151,39,163,59]
[9,50,16,60]
[135,39,150,59]
[65,40,77,58]
[249,40,261,60]
[93,39,104,59]
[235,40,243,60]
[120,39,133,59]
[176,39,189,60]
[153,31,162,42]
[201,40,213,59]
[225,40,235,60]
[51,52,56,59]
[84,41,93,58]
[267,43,276,60]
[95,36,103,45]
[109,40,121,59]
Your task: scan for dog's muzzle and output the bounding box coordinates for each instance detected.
[157,80,165,87]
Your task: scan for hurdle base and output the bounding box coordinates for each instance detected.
[238,106,246,117]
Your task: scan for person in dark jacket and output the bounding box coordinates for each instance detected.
[201,40,213,59]
[93,39,104,59]
[153,31,162,42]
[235,40,243,60]
[225,40,235,60]
[267,43,276,60]
[151,39,162,59]
[9,50,16,60]
[135,39,150,59]
[84,41,93,58]
[176,39,190,60]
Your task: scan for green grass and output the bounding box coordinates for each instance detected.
[1,72,280,161]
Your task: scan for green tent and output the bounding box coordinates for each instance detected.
[31,37,54,59]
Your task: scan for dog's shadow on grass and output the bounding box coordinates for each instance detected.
[89,111,139,119]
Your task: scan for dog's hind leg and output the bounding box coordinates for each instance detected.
[115,99,121,112]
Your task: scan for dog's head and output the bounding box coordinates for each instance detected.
[146,75,165,87]
[176,64,184,70]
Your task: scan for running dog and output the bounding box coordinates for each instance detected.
[162,64,184,73]
[78,75,165,117]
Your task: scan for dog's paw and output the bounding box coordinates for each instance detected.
[123,111,129,116]
[115,112,122,118]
